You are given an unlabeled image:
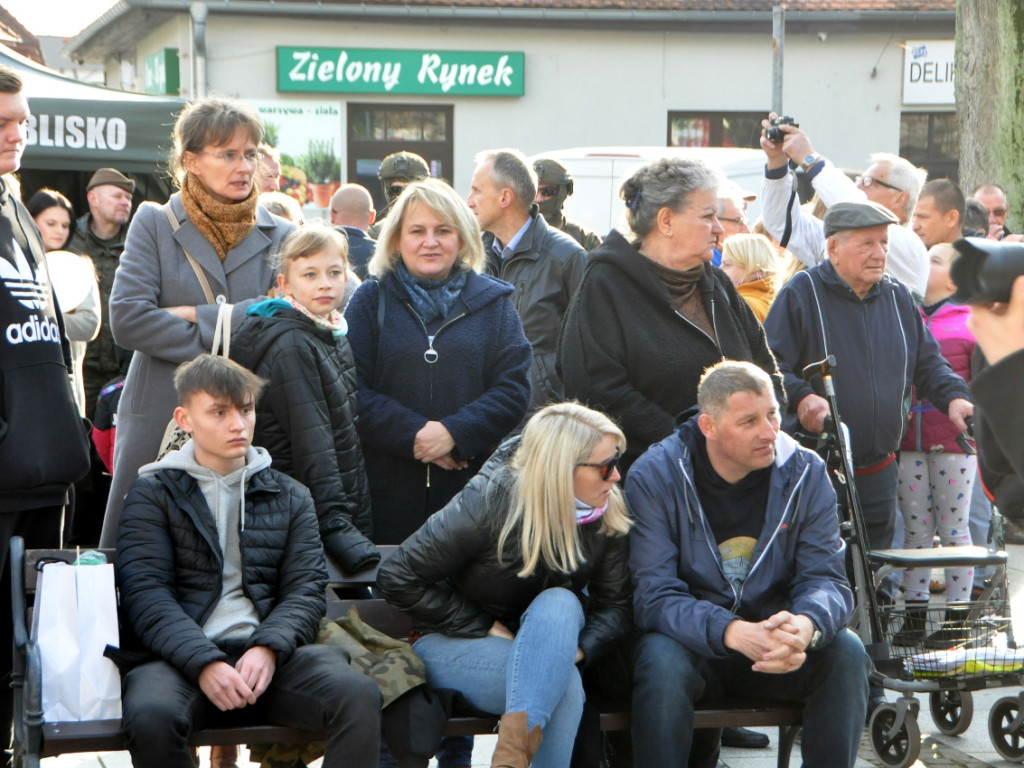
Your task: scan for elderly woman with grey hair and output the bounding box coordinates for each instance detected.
[558,157,785,475]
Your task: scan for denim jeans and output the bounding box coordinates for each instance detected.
[631,628,870,768]
[413,587,586,768]
[969,467,995,588]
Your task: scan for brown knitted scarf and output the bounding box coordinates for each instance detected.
[180,172,259,261]
[644,256,717,343]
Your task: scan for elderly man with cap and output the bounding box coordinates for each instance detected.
[763,201,972,641]
[533,157,602,250]
[70,167,135,419]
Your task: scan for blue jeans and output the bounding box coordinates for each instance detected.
[631,628,870,768]
[413,588,586,768]
[969,468,995,588]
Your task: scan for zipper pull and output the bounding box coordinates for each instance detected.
[424,335,438,364]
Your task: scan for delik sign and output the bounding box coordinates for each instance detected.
[903,40,955,106]
[277,47,524,96]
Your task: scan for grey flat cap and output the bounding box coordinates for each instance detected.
[823,200,899,238]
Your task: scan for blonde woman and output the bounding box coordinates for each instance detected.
[377,402,632,768]
[720,232,779,322]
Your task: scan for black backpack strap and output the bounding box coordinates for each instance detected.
[779,171,799,250]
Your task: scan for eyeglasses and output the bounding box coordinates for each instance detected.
[856,175,902,193]
[387,184,409,199]
[198,149,260,167]
[718,216,747,225]
[990,207,1009,217]
[577,450,622,480]
[537,185,559,198]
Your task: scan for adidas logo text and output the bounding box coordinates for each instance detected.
[6,315,60,344]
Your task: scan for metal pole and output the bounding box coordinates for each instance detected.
[190,2,208,99]
[772,5,785,115]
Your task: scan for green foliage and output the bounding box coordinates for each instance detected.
[301,138,340,183]
[262,122,280,147]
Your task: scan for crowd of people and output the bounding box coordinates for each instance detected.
[5,57,1024,768]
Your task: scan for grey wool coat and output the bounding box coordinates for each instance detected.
[100,193,294,546]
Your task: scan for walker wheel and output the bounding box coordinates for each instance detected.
[930,689,974,735]
[989,696,1024,762]
[870,703,921,768]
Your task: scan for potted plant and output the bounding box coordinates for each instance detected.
[303,139,341,208]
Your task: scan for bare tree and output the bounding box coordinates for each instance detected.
[956,0,1024,225]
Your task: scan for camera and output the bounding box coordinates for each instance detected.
[766,115,799,144]
[950,237,1024,304]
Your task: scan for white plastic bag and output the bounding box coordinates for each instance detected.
[32,561,122,721]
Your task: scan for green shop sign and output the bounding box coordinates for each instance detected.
[277,47,524,96]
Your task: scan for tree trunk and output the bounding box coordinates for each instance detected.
[956,0,1024,229]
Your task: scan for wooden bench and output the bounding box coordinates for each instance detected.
[10,537,801,767]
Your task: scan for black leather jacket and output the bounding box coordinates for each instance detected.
[377,438,631,667]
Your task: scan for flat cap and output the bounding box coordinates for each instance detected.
[86,168,135,194]
[823,200,898,238]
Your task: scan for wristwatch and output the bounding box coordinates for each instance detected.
[808,627,823,650]
[801,153,820,171]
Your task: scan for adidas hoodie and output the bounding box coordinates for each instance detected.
[0,179,90,511]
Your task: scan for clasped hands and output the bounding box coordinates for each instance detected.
[199,645,276,712]
[724,611,815,674]
[414,420,468,471]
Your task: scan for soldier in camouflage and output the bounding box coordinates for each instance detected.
[533,157,602,251]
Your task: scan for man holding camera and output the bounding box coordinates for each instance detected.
[759,114,929,300]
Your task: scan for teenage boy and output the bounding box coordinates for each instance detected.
[114,354,380,768]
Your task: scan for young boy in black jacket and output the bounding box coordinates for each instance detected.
[114,354,380,768]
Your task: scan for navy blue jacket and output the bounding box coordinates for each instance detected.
[627,418,852,657]
[764,261,970,464]
[345,269,532,544]
[338,226,376,281]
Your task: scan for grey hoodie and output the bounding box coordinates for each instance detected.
[137,442,272,643]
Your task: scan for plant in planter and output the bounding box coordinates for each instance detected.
[302,139,341,208]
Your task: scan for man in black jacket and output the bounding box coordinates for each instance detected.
[468,148,587,410]
[115,355,380,768]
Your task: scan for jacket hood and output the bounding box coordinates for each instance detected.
[586,229,719,306]
[675,412,800,474]
[138,441,272,479]
[233,303,330,371]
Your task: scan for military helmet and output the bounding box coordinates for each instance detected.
[378,151,430,183]
[533,158,574,196]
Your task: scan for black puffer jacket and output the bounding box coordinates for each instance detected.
[116,461,327,682]
[377,439,631,667]
[231,302,377,572]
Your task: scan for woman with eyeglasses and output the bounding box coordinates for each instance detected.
[101,96,294,549]
[377,401,632,768]
[558,157,785,476]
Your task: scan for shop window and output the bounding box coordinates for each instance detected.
[348,104,454,212]
[900,112,958,182]
[667,112,764,148]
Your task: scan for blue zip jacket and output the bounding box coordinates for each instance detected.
[626,416,852,657]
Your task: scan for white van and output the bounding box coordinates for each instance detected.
[530,146,766,239]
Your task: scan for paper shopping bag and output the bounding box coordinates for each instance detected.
[31,562,81,721]
[75,563,121,720]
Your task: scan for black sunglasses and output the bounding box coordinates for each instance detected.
[387,184,408,199]
[537,185,560,198]
[578,450,622,480]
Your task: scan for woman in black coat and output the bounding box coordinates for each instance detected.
[231,227,377,573]
[557,157,784,472]
[378,402,632,768]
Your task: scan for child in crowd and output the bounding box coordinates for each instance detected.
[719,232,778,322]
[231,227,379,573]
[894,243,977,647]
[113,354,381,768]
